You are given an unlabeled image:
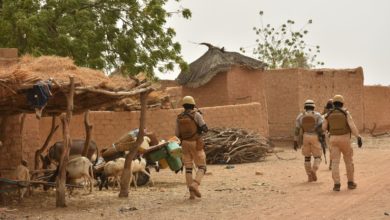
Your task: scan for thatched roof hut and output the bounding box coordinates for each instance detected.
[0,55,154,116]
[176,43,267,88]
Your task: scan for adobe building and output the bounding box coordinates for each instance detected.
[173,44,366,138]
[176,43,270,137]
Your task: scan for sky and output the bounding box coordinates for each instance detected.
[158,0,390,85]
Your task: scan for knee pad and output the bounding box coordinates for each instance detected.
[185,167,193,174]
[305,157,311,162]
[197,165,207,173]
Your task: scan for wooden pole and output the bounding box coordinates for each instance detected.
[81,111,93,157]
[119,91,149,198]
[56,76,74,207]
[34,116,58,170]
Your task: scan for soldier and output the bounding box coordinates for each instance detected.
[322,95,362,191]
[294,100,324,182]
[322,99,334,115]
[176,96,209,199]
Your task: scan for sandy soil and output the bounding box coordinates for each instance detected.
[1,135,390,220]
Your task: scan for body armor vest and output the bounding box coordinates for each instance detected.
[177,110,199,141]
[301,112,316,133]
[326,109,351,135]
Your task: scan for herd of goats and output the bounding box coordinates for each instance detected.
[3,134,164,202]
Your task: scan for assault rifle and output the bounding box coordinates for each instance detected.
[318,133,327,164]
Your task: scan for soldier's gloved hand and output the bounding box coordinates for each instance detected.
[293,141,299,151]
[357,137,363,148]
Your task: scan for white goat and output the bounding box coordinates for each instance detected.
[130,157,153,189]
[66,156,94,194]
[102,158,125,189]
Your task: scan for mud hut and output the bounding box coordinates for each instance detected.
[176,43,267,108]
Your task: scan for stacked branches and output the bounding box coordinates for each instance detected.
[204,128,273,164]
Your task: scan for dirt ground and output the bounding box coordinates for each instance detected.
[1,135,390,220]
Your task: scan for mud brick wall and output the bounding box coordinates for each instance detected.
[139,102,269,140]
[21,115,41,169]
[364,86,390,131]
[0,115,23,170]
[38,103,269,148]
[298,67,364,130]
[165,86,182,109]
[226,67,268,133]
[264,69,300,137]
[181,72,230,107]
[264,67,364,138]
[159,80,179,89]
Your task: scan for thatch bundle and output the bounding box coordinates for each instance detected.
[204,127,273,164]
[0,55,153,115]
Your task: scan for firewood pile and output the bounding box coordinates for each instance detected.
[203,128,273,164]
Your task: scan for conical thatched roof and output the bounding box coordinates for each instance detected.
[176,43,266,88]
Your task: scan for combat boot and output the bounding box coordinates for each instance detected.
[311,171,317,182]
[348,181,357,190]
[307,174,314,182]
[189,181,201,198]
[189,190,195,200]
[333,183,341,192]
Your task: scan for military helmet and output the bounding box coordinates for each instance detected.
[333,95,344,104]
[182,96,196,105]
[304,99,315,108]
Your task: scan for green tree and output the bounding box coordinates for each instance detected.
[240,11,324,69]
[0,0,191,76]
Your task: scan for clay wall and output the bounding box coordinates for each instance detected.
[165,86,182,109]
[264,69,300,137]
[0,115,23,170]
[263,67,364,138]
[0,103,269,169]
[298,67,364,130]
[159,80,179,89]
[363,86,390,131]
[181,72,229,107]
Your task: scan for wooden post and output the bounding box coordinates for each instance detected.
[34,116,58,170]
[56,76,74,207]
[119,91,149,197]
[81,111,93,157]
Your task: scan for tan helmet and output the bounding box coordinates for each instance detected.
[182,96,196,105]
[304,99,315,108]
[333,95,344,104]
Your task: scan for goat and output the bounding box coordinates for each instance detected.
[130,157,154,189]
[11,160,30,201]
[99,158,125,190]
[66,157,94,194]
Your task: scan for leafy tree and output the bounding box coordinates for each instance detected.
[240,11,324,69]
[0,0,191,76]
